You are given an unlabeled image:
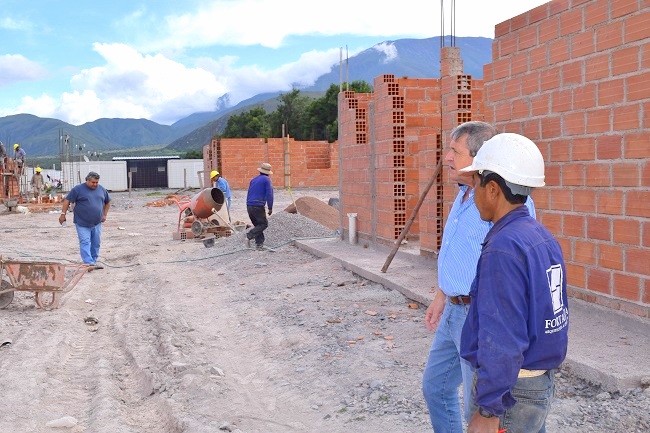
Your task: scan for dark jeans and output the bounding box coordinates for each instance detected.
[246,205,268,246]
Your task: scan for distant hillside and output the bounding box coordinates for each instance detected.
[1,36,493,157]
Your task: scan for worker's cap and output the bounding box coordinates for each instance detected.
[13,143,19,149]
[210,170,219,178]
[257,162,273,175]
[35,166,42,172]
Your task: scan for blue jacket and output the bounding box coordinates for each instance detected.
[246,174,273,209]
[214,177,231,199]
[460,205,568,416]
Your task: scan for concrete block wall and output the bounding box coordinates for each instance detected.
[484,0,649,317]
[203,137,338,190]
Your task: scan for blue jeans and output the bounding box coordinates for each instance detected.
[422,301,473,433]
[75,223,102,265]
[490,370,555,433]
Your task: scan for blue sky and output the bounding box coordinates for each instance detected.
[0,0,548,125]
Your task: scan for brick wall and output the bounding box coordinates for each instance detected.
[484,0,649,317]
[202,137,338,190]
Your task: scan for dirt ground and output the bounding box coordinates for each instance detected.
[0,187,647,433]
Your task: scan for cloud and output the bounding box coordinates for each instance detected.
[0,16,33,31]
[373,42,398,64]
[0,54,48,87]
[130,0,437,52]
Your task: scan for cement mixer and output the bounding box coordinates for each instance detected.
[171,188,233,241]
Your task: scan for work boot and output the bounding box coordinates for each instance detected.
[255,244,264,251]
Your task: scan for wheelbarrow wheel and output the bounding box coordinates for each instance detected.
[0,280,15,309]
[34,291,61,310]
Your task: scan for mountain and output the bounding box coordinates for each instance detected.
[0,36,493,157]
[305,36,492,91]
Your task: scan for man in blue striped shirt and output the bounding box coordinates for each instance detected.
[422,122,536,433]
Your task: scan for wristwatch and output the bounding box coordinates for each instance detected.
[478,407,496,418]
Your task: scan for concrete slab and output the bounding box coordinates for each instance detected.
[294,237,650,392]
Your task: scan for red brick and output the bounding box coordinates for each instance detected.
[612,162,640,187]
[563,214,584,237]
[540,16,560,42]
[613,46,640,76]
[564,112,586,136]
[599,243,624,270]
[552,89,572,112]
[587,216,612,241]
[540,67,561,91]
[586,108,611,133]
[643,161,650,188]
[519,26,538,50]
[511,11,529,31]
[596,21,624,52]
[585,162,612,187]
[541,115,562,138]
[511,52,528,75]
[529,3,550,24]
[627,72,650,101]
[643,41,650,70]
[585,0,609,27]
[596,134,623,159]
[625,11,650,43]
[556,236,572,256]
[521,71,540,94]
[549,38,570,64]
[597,190,624,215]
[560,8,583,36]
[644,278,650,305]
[532,185,550,208]
[572,29,595,58]
[613,218,641,245]
[562,162,584,186]
[563,61,583,86]
[541,211,562,234]
[573,188,596,212]
[613,104,640,131]
[529,45,548,70]
[585,53,610,82]
[612,0,640,18]
[531,94,549,116]
[499,32,519,57]
[573,84,596,110]
[645,221,650,247]
[598,78,625,106]
[626,190,650,218]
[549,0,570,17]
[625,133,650,159]
[545,164,561,185]
[613,273,641,301]
[572,137,596,161]
[512,99,530,119]
[587,268,612,294]
[566,262,586,288]
[626,247,650,274]
[575,239,597,264]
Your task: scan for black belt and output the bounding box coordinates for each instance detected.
[449,295,471,305]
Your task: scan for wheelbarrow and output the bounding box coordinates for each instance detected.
[0,256,91,310]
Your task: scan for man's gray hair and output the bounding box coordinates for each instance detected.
[85,171,100,181]
[450,121,498,157]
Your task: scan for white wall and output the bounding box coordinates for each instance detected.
[167,159,204,189]
[61,161,128,192]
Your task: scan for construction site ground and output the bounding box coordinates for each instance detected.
[0,187,649,433]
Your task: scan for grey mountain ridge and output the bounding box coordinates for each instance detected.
[0,36,492,157]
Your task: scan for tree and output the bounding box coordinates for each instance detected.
[306,80,372,141]
[222,107,271,138]
[184,150,203,159]
[270,89,310,140]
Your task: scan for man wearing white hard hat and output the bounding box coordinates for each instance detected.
[458,133,568,433]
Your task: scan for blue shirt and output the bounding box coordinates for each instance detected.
[460,205,568,416]
[214,177,231,199]
[66,183,110,227]
[246,174,273,209]
[438,185,536,297]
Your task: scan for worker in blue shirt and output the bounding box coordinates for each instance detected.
[458,133,568,433]
[422,122,535,433]
[210,170,232,215]
[245,162,273,249]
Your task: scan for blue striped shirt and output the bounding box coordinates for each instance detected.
[438,185,536,297]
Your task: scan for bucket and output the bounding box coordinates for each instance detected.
[189,188,225,218]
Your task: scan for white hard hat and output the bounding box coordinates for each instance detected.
[459,133,545,188]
